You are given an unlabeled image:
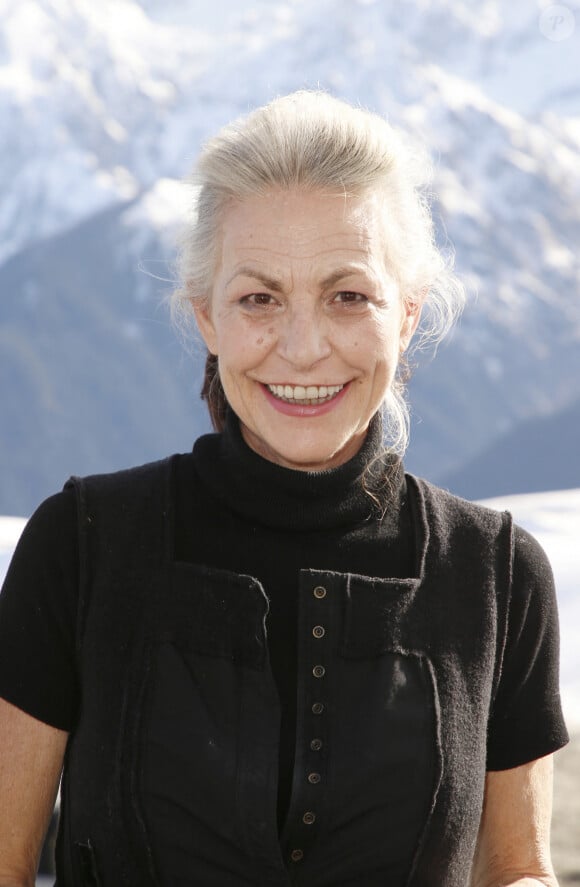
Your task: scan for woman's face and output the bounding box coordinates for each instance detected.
[194,187,421,471]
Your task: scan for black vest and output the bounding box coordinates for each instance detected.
[56,457,512,887]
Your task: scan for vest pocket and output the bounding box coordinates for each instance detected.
[114,565,279,884]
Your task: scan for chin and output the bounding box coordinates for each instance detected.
[266,437,360,472]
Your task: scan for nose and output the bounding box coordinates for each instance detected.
[277,302,332,370]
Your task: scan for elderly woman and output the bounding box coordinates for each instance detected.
[0,91,568,887]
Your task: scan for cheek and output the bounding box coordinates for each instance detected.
[254,327,276,347]
[350,317,399,367]
[219,327,275,371]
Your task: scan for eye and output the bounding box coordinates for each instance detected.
[332,291,368,304]
[240,292,278,308]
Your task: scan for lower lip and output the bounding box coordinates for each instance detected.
[261,383,350,417]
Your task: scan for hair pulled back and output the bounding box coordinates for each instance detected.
[172,90,465,451]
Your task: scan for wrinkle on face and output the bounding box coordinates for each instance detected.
[194,186,419,471]
[215,188,392,308]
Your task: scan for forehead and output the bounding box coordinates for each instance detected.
[217,187,386,271]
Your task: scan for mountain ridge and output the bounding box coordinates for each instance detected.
[1,0,579,512]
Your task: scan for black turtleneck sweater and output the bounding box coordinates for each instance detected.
[178,412,414,826]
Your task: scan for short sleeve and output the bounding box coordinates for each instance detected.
[0,488,80,730]
[486,524,569,770]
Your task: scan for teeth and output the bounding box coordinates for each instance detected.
[267,383,345,404]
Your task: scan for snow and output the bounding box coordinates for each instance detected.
[0,517,27,584]
[1,0,579,266]
[121,178,190,235]
[2,488,579,727]
[1,7,579,483]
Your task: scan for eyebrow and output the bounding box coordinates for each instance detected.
[320,266,373,289]
[226,267,285,292]
[226,264,374,292]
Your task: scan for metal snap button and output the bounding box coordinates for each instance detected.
[302,811,316,825]
[312,625,325,638]
[310,737,323,751]
[290,848,304,862]
[311,702,324,715]
[313,586,327,599]
[308,772,321,784]
[312,665,325,678]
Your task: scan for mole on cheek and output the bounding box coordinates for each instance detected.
[256,337,264,345]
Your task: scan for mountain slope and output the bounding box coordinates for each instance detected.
[0,195,209,515]
[442,397,580,499]
[1,0,579,511]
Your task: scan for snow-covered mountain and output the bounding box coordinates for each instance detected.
[3,0,580,263]
[1,0,579,512]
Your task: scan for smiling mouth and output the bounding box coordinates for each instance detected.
[265,383,346,405]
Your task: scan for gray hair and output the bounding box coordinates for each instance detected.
[172,90,465,450]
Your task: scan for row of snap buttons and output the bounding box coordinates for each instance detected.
[290,584,329,866]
